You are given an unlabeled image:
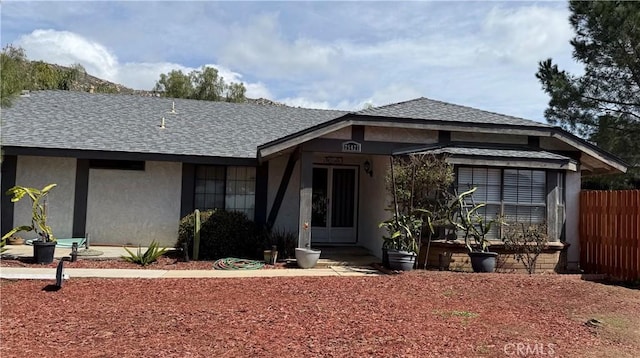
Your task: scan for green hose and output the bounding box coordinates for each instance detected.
[212,257,265,270]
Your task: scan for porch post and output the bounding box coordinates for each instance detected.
[298,151,313,248]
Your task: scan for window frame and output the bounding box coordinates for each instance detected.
[455,166,550,240]
[193,165,257,219]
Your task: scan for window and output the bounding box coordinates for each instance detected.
[456,167,547,239]
[194,165,256,219]
[195,166,225,210]
[502,169,546,225]
[225,166,256,219]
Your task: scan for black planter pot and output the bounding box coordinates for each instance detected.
[33,241,56,264]
[468,251,498,273]
[387,250,417,271]
[382,247,389,268]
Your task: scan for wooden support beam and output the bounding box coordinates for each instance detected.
[298,151,313,248]
[266,149,299,229]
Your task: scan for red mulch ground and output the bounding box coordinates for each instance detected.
[1,272,639,357]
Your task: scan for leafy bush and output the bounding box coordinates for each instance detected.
[176,209,215,253]
[122,240,168,266]
[177,210,260,260]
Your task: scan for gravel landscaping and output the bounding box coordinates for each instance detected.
[1,272,639,357]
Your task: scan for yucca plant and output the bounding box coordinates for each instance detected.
[122,240,168,266]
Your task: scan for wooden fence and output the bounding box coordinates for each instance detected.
[580,190,640,281]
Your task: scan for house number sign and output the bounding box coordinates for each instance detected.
[342,140,362,153]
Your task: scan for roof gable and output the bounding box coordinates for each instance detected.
[356,97,551,128]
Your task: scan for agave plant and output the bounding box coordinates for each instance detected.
[122,240,168,266]
[1,184,57,242]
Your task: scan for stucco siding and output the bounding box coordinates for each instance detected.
[85,161,182,246]
[365,126,438,144]
[266,155,301,235]
[565,169,581,270]
[320,126,352,140]
[357,155,389,257]
[13,156,76,239]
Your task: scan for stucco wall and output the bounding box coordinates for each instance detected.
[565,169,581,271]
[365,127,438,144]
[266,154,301,235]
[13,156,76,240]
[321,126,352,140]
[357,155,390,257]
[85,161,182,246]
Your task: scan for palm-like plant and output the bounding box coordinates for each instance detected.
[447,187,497,253]
[2,184,57,242]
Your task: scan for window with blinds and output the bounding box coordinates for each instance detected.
[456,167,547,239]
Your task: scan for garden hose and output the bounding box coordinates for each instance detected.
[212,257,265,270]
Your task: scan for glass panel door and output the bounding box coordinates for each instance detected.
[311,166,357,244]
[312,168,328,228]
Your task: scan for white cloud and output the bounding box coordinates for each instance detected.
[14,29,271,94]
[480,5,574,65]
[221,13,341,78]
[16,29,119,80]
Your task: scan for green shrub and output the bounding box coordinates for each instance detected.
[122,240,168,266]
[177,210,260,260]
[176,209,215,253]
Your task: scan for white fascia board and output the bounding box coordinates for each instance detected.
[551,132,627,173]
[259,120,353,159]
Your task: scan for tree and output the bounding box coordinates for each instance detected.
[154,70,193,99]
[1,45,28,108]
[153,66,246,103]
[536,1,640,188]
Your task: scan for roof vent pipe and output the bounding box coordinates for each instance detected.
[159,117,166,129]
[169,101,177,114]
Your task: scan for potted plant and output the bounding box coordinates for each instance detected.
[1,184,58,264]
[448,187,499,273]
[379,213,428,271]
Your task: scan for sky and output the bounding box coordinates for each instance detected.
[1,1,580,122]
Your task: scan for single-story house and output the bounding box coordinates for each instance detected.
[1,90,627,270]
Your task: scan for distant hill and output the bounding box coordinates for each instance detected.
[32,62,287,106]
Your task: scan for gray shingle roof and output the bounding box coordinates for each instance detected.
[356,97,551,128]
[1,91,348,158]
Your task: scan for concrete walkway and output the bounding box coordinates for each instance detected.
[0,265,381,280]
[1,244,383,280]
[2,244,138,259]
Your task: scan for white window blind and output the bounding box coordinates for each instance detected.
[456,167,547,238]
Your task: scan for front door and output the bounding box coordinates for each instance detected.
[311,166,358,244]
